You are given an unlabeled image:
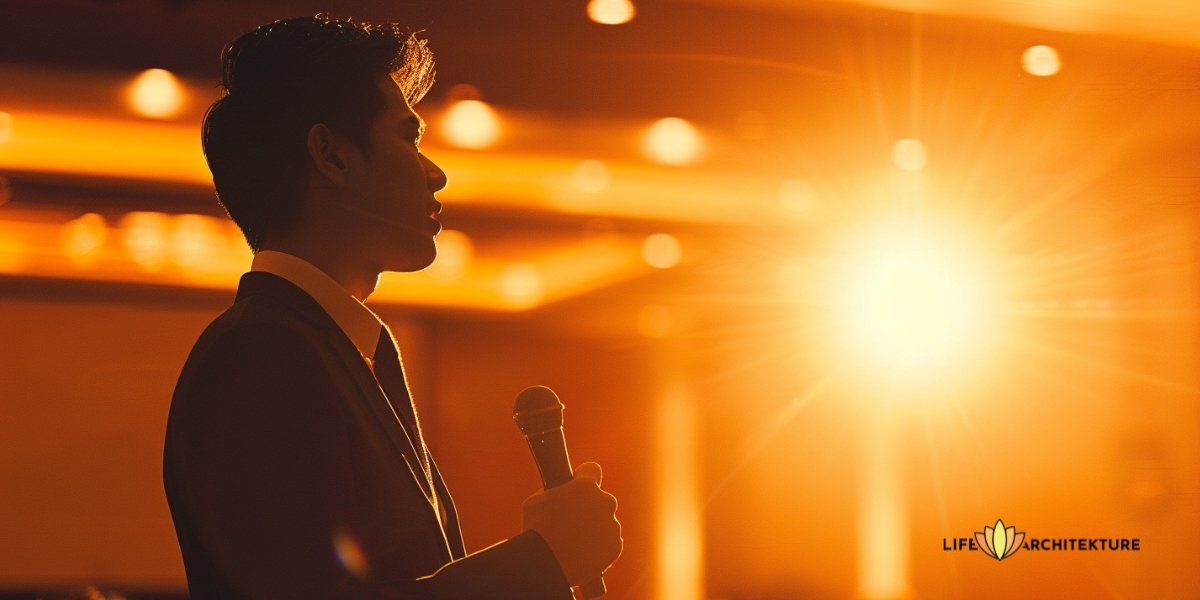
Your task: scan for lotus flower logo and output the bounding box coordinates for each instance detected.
[976,519,1025,561]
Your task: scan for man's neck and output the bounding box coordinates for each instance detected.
[258,242,381,301]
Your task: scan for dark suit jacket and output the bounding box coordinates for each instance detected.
[164,271,571,599]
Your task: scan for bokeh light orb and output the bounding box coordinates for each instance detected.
[62,212,109,265]
[588,0,636,25]
[642,117,703,166]
[440,99,501,149]
[642,233,682,269]
[127,68,185,119]
[572,159,611,193]
[427,229,474,282]
[499,262,543,307]
[119,211,170,271]
[1022,45,1061,77]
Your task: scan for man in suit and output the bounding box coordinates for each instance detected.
[163,15,622,599]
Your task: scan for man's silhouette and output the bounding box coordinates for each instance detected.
[163,15,621,599]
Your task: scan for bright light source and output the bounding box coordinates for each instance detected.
[588,0,636,25]
[779,179,816,216]
[119,211,170,271]
[572,159,611,193]
[440,99,501,149]
[0,112,12,143]
[127,68,186,119]
[1022,45,1061,77]
[830,223,993,376]
[642,233,682,269]
[642,117,703,166]
[891,138,926,172]
[427,229,474,282]
[499,262,543,308]
[62,212,108,265]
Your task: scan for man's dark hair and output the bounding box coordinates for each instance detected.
[201,14,435,252]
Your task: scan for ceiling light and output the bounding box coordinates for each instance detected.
[127,68,186,119]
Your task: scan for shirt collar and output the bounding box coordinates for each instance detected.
[250,250,383,360]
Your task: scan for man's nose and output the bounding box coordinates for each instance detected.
[424,155,448,192]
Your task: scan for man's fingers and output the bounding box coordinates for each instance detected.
[574,461,602,486]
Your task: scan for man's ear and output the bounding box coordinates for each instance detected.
[306,123,354,186]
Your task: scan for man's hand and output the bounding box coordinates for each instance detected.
[521,462,622,587]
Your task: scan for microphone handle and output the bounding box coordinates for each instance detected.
[524,429,608,598]
[527,429,573,489]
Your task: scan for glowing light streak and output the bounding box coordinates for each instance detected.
[0,112,12,143]
[858,407,909,600]
[657,386,703,600]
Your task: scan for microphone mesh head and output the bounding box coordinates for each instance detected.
[513,385,564,435]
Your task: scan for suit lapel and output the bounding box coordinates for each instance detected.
[233,272,447,547]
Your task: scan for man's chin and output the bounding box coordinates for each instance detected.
[382,242,437,273]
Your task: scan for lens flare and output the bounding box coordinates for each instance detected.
[332,528,370,580]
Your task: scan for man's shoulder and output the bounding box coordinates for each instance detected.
[179,292,334,379]
[201,293,309,345]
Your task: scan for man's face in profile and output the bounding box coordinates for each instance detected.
[341,76,448,273]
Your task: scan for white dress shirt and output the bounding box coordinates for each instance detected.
[250,250,384,370]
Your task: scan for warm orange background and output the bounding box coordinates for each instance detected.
[2,1,1199,599]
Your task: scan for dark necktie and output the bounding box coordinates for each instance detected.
[371,324,466,558]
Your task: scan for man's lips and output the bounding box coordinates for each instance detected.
[428,200,443,218]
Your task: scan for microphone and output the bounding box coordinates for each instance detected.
[513,385,606,598]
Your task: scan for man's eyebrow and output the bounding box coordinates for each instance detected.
[404,115,426,142]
